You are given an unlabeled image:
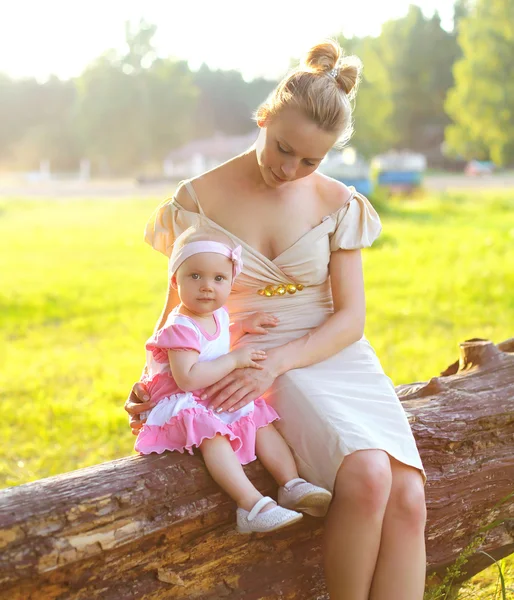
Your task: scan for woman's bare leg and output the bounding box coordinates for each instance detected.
[369,457,427,600]
[200,434,269,511]
[255,424,299,486]
[323,450,392,600]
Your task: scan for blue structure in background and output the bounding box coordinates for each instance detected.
[319,148,373,196]
[372,151,427,191]
[377,171,423,186]
[342,177,373,196]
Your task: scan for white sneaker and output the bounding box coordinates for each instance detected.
[236,496,303,534]
[278,478,332,517]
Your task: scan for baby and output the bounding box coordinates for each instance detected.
[135,226,332,533]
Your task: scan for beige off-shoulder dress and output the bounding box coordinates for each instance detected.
[144,181,426,490]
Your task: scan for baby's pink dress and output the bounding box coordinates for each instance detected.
[135,306,279,464]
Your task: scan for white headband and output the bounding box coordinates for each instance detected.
[169,241,243,279]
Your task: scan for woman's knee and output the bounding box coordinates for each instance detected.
[388,469,427,532]
[333,450,392,515]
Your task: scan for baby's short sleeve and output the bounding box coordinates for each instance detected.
[146,323,201,363]
[329,190,382,252]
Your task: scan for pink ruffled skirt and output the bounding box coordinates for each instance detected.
[134,391,279,465]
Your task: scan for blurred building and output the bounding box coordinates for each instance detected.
[162,131,258,180]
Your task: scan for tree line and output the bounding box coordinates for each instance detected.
[0,0,512,175]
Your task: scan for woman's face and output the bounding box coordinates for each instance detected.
[255,108,340,187]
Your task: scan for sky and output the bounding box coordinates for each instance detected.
[0,0,454,82]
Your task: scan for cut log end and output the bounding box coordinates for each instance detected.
[441,338,509,376]
[458,339,502,371]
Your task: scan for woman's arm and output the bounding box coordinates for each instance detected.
[268,248,365,374]
[155,281,179,332]
[204,249,366,413]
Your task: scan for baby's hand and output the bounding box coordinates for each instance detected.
[241,311,279,335]
[231,347,267,369]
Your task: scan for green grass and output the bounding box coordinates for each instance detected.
[365,190,513,384]
[0,189,513,597]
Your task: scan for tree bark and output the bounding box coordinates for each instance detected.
[0,338,513,600]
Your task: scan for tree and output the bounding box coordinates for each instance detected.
[338,35,396,158]
[74,21,198,174]
[122,19,158,73]
[0,75,79,170]
[378,5,460,157]
[445,0,514,165]
[453,0,471,26]
[191,65,274,138]
[145,59,199,161]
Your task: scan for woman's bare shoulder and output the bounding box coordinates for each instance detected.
[181,160,238,212]
[314,172,354,214]
[194,165,227,190]
[173,167,224,213]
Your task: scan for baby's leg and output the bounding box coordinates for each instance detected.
[200,434,273,512]
[255,424,299,486]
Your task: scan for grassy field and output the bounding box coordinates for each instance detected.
[0,188,512,597]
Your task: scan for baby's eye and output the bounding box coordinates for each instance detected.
[304,159,316,167]
[278,143,290,154]
[191,273,200,280]
[215,275,226,282]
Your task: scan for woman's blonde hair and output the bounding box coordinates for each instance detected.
[255,39,362,145]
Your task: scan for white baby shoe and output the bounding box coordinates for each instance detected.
[236,496,303,534]
[278,478,332,517]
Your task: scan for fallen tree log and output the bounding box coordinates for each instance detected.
[0,337,513,600]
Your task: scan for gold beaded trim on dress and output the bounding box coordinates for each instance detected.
[257,283,305,297]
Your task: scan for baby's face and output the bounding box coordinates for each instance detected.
[174,252,233,314]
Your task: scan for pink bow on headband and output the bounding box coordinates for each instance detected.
[169,241,244,279]
[229,244,243,278]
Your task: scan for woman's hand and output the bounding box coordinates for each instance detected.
[201,358,279,414]
[124,382,156,435]
[241,312,279,335]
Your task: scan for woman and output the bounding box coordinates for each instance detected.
[125,39,427,599]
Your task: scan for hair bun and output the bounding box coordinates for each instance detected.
[334,57,362,96]
[303,40,341,73]
[302,39,362,96]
